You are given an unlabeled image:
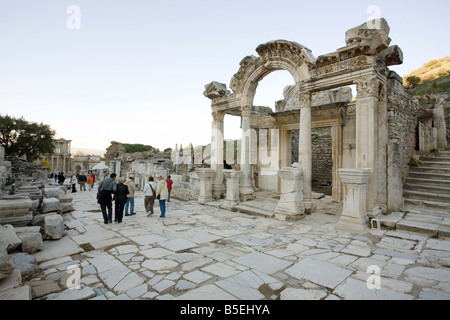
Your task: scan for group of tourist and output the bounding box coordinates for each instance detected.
[50,171,96,192]
[96,173,173,225]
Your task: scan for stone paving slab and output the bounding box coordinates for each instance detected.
[13,189,450,301]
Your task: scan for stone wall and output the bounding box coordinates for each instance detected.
[387,76,420,179]
[291,128,333,186]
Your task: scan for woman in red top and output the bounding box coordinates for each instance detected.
[166,175,173,202]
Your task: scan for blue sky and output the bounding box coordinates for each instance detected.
[0,0,449,154]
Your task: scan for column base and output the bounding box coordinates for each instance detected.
[275,202,305,221]
[303,200,316,213]
[198,196,214,205]
[240,187,254,201]
[335,214,369,234]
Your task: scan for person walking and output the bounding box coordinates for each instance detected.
[166,175,173,202]
[57,172,65,186]
[97,173,117,224]
[113,178,129,223]
[156,175,169,218]
[70,174,78,193]
[90,172,96,190]
[78,172,87,191]
[143,177,157,216]
[124,175,137,216]
[87,174,94,191]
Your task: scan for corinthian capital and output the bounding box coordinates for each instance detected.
[212,110,225,123]
[241,105,252,117]
[299,90,311,108]
[355,76,379,98]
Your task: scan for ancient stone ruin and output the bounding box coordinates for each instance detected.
[0,146,73,299]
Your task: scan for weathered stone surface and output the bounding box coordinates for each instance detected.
[44,214,65,240]
[0,246,15,281]
[286,257,352,289]
[42,197,61,214]
[16,232,43,254]
[0,224,22,253]
[280,288,327,300]
[0,268,22,292]
[0,198,32,218]
[334,277,413,300]
[0,285,32,300]
[10,252,41,281]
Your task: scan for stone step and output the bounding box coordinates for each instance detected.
[407,171,450,180]
[403,198,450,213]
[405,177,450,188]
[403,183,450,194]
[419,156,450,162]
[418,161,450,168]
[408,166,450,174]
[234,203,275,219]
[403,190,450,204]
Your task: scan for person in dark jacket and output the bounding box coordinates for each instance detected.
[97,173,117,224]
[57,172,66,186]
[114,177,129,223]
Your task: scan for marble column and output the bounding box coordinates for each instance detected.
[275,165,305,221]
[336,168,371,234]
[240,105,254,199]
[196,168,216,204]
[355,76,379,210]
[222,170,243,208]
[298,90,314,212]
[211,110,226,199]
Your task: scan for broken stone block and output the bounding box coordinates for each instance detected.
[0,246,15,281]
[42,198,61,214]
[43,187,63,199]
[0,224,22,253]
[0,285,32,300]
[10,252,42,281]
[16,232,43,254]
[44,215,65,240]
[0,198,32,218]
[0,268,22,292]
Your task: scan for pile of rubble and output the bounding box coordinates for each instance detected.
[1,179,74,299]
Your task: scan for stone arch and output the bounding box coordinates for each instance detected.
[229,40,315,108]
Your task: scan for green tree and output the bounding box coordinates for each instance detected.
[0,114,55,161]
[123,143,154,153]
[405,75,421,88]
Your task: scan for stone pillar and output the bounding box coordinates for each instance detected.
[222,170,242,208]
[336,168,371,234]
[387,142,403,212]
[298,91,314,212]
[196,168,216,204]
[355,76,379,210]
[211,111,226,199]
[434,94,448,149]
[240,105,254,199]
[275,165,305,221]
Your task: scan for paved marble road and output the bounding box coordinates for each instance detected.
[24,187,450,300]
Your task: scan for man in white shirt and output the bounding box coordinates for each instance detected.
[143,176,157,216]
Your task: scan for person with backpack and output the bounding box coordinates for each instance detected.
[113,178,129,224]
[97,173,117,224]
[143,176,157,216]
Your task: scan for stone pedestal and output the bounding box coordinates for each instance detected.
[222,170,242,208]
[196,169,216,204]
[275,166,305,221]
[336,168,371,234]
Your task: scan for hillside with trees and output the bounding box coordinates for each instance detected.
[403,56,450,97]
